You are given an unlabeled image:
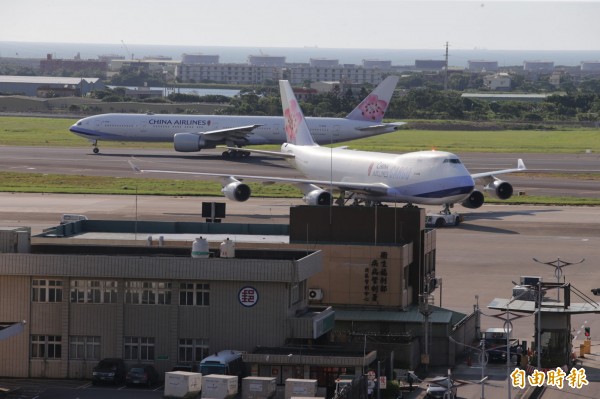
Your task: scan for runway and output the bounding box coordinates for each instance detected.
[0,146,599,198]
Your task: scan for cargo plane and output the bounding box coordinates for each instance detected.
[70,76,403,157]
[131,80,526,213]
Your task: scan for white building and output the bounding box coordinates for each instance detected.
[483,73,511,90]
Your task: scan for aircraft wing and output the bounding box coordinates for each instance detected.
[355,121,406,132]
[195,124,263,141]
[471,158,526,182]
[224,147,296,159]
[129,161,390,195]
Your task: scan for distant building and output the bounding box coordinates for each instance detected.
[468,60,498,72]
[362,59,392,69]
[181,54,220,65]
[125,87,163,99]
[483,72,511,90]
[581,61,600,74]
[523,60,554,73]
[309,58,339,68]
[247,55,286,67]
[177,63,281,84]
[0,75,104,97]
[310,81,341,94]
[415,59,446,70]
[39,54,108,75]
[287,66,384,85]
[549,72,562,87]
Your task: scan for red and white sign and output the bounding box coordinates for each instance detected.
[239,286,259,307]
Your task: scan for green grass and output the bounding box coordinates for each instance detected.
[0,171,299,197]
[1,115,600,153]
[1,171,599,206]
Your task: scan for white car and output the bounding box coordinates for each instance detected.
[426,377,457,398]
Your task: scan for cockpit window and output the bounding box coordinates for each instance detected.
[443,158,462,164]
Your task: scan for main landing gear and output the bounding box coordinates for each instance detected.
[221,149,250,159]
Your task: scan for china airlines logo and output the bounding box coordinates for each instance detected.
[358,95,388,121]
[284,100,302,144]
[368,162,375,176]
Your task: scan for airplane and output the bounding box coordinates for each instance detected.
[69,76,404,157]
[130,80,526,213]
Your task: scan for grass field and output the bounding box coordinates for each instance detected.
[1,115,599,205]
[1,115,600,153]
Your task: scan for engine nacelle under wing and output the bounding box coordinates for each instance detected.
[303,189,333,206]
[173,133,211,152]
[222,181,251,202]
[461,190,485,209]
[484,179,513,200]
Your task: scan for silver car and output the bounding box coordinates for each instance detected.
[426,377,457,399]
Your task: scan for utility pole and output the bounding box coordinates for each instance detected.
[444,41,449,90]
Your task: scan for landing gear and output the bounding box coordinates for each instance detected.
[90,140,99,154]
[221,149,250,159]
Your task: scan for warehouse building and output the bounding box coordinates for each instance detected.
[0,75,104,97]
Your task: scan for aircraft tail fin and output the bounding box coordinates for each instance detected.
[346,75,399,122]
[279,80,317,146]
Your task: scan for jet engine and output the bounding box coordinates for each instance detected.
[484,179,513,200]
[303,189,333,206]
[222,181,251,202]
[461,190,485,209]
[173,133,211,152]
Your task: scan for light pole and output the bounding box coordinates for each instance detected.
[502,290,531,399]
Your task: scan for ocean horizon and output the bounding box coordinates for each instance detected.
[1,41,600,68]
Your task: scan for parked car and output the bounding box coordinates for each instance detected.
[171,363,199,372]
[92,358,126,385]
[426,377,457,398]
[126,364,160,387]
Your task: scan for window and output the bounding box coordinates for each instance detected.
[124,337,155,361]
[126,281,172,305]
[178,338,209,363]
[179,283,210,306]
[31,335,62,359]
[70,280,118,303]
[69,336,100,360]
[290,280,306,305]
[443,158,462,164]
[32,279,63,302]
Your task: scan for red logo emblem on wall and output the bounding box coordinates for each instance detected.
[239,286,259,307]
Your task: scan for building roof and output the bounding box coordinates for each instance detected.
[0,76,101,84]
[334,305,467,325]
[488,298,600,315]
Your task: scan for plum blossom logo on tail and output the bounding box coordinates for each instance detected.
[359,95,388,121]
[284,100,302,144]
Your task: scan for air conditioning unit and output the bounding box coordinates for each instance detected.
[308,288,323,301]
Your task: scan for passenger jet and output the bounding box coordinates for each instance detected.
[131,80,526,212]
[70,76,403,157]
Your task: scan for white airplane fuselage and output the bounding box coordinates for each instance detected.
[282,144,476,205]
[70,113,398,145]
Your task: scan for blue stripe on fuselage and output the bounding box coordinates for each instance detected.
[394,175,475,199]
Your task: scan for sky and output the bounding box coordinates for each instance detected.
[1,0,599,51]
